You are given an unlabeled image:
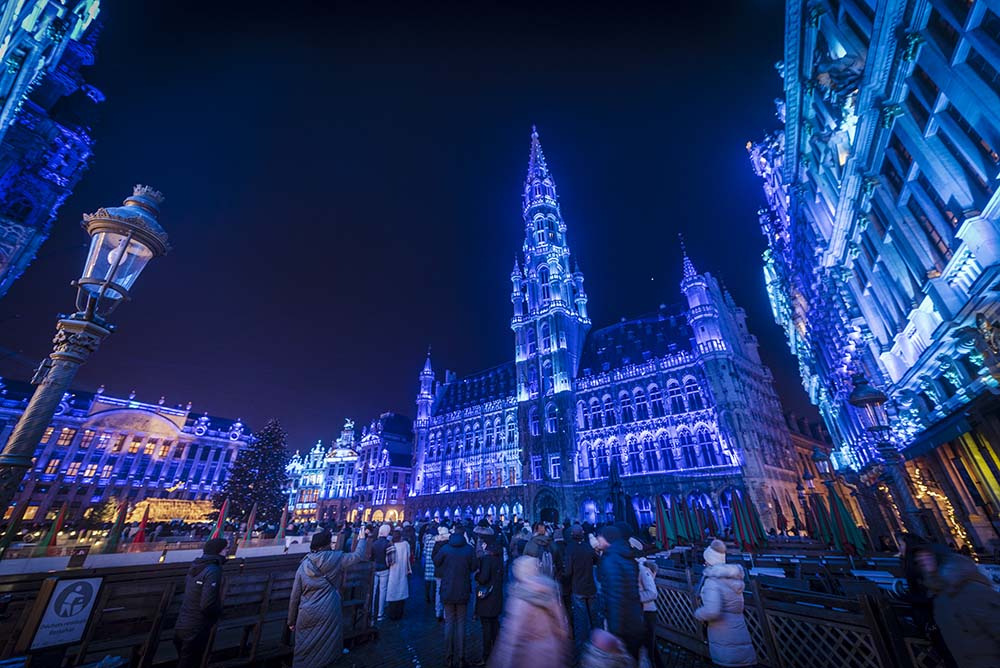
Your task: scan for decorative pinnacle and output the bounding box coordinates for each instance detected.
[527,125,549,180]
[132,184,164,204]
[680,233,697,279]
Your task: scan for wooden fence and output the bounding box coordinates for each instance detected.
[652,566,946,668]
[0,553,374,667]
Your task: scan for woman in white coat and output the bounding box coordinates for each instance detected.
[385,527,411,620]
[693,539,757,668]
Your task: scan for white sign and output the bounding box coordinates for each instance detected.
[31,577,102,650]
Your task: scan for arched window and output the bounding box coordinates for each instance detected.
[542,360,554,395]
[545,403,558,434]
[529,406,540,436]
[668,382,685,413]
[540,321,551,351]
[576,401,587,430]
[528,365,538,394]
[526,327,537,355]
[445,430,454,455]
[620,392,634,423]
[493,418,501,446]
[685,378,705,411]
[603,395,617,426]
[506,417,517,445]
[649,385,665,417]
[627,439,642,474]
[539,266,551,302]
[634,388,649,420]
[464,425,473,449]
[697,428,719,466]
[657,433,675,470]
[594,442,610,477]
[679,430,698,468]
[643,435,659,471]
[589,398,603,428]
[484,420,494,447]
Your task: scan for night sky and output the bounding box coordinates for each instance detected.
[0,1,817,447]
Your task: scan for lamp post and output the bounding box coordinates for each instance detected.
[848,373,924,534]
[0,186,169,515]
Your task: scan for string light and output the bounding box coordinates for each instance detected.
[911,466,974,557]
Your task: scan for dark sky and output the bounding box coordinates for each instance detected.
[0,0,817,447]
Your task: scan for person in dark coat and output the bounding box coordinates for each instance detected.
[475,535,504,663]
[287,529,368,668]
[594,525,644,661]
[434,530,478,668]
[174,538,228,668]
[917,545,1000,668]
[565,524,600,657]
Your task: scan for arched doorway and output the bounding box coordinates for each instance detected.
[372,509,384,522]
[386,509,398,522]
[581,499,598,525]
[534,489,560,524]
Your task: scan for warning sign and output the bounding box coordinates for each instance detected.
[31,577,102,650]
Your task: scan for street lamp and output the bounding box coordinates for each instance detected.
[811,446,832,478]
[0,186,169,515]
[848,372,924,534]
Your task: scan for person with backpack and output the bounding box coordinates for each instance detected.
[475,534,504,663]
[525,522,555,578]
[565,524,600,658]
[595,525,644,661]
[174,538,228,668]
[434,527,478,668]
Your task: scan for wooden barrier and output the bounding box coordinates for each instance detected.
[652,567,949,668]
[0,551,375,667]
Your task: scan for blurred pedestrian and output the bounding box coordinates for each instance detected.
[637,558,664,668]
[916,545,1000,668]
[476,535,504,663]
[580,628,634,668]
[692,539,757,668]
[435,526,477,668]
[174,538,228,668]
[287,529,369,668]
[488,555,570,668]
[595,525,644,661]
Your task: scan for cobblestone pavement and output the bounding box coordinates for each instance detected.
[335,574,711,668]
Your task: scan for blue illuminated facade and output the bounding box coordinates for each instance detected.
[749,0,1000,548]
[408,129,804,528]
[0,1,102,298]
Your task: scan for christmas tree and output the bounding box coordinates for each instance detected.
[215,419,290,523]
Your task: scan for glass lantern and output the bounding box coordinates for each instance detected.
[77,186,169,319]
[847,373,890,434]
[811,445,831,477]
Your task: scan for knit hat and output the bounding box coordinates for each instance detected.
[704,539,727,566]
[310,531,332,551]
[204,538,228,556]
[378,524,391,538]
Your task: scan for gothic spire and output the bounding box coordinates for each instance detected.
[422,346,433,375]
[527,125,549,182]
[680,234,697,279]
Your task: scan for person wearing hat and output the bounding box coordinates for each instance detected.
[693,539,757,667]
[287,528,369,667]
[637,557,665,668]
[431,525,451,620]
[173,538,228,668]
[594,525,644,661]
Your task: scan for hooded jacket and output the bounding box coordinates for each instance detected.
[925,553,1000,668]
[488,557,569,668]
[175,554,225,633]
[693,564,757,667]
[596,539,644,644]
[433,532,477,604]
[565,538,599,596]
[287,537,368,668]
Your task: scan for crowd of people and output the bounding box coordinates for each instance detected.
[166,516,1000,668]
